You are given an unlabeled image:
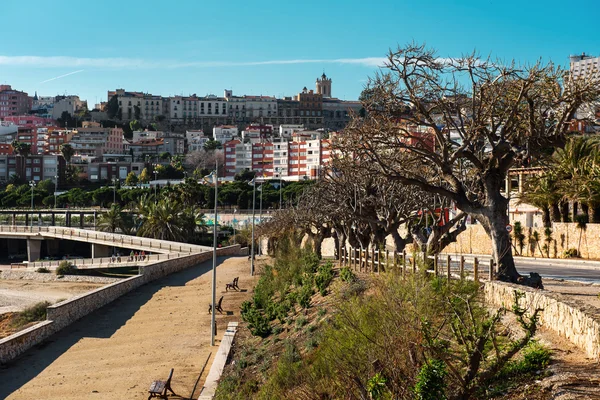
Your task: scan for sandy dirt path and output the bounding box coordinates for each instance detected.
[0,280,105,314]
[0,256,257,400]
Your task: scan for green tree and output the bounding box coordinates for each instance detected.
[139,168,150,183]
[60,143,75,165]
[203,140,222,151]
[133,105,141,120]
[129,119,143,132]
[106,95,120,119]
[125,171,139,186]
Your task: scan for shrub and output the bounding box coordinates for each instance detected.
[414,359,447,400]
[298,284,313,309]
[340,266,356,282]
[11,301,50,328]
[56,260,76,275]
[317,307,327,317]
[36,267,50,273]
[302,251,320,273]
[305,337,319,351]
[563,248,579,258]
[500,341,551,378]
[367,372,390,400]
[242,306,271,338]
[295,316,308,330]
[315,262,334,296]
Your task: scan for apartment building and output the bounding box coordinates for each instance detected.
[43,129,75,154]
[0,85,31,118]
[0,154,65,183]
[51,96,87,120]
[170,95,228,121]
[213,125,239,144]
[70,127,124,156]
[223,137,330,180]
[108,89,168,121]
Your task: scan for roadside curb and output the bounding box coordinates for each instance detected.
[198,321,238,399]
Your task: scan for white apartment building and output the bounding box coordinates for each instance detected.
[213,125,239,144]
[170,95,227,121]
[279,124,305,138]
[570,53,600,120]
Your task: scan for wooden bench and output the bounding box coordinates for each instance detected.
[148,368,176,399]
[225,277,239,291]
[208,296,224,314]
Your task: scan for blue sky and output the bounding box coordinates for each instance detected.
[0,0,597,107]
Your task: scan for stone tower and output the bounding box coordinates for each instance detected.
[316,73,332,98]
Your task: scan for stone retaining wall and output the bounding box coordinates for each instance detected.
[0,245,244,364]
[0,270,120,284]
[484,281,600,360]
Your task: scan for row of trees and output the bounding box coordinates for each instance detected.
[261,43,600,286]
[0,175,312,211]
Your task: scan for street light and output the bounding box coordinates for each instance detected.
[54,175,59,209]
[233,208,237,245]
[250,177,256,276]
[153,170,159,201]
[258,182,263,256]
[29,180,36,226]
[112,177,119,205]
[204,164,219,346]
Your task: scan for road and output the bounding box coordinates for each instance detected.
[446,254,600,283]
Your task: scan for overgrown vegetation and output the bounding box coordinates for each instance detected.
[11,301,50,329]
[56,260,77,276]
[217,240,550,400]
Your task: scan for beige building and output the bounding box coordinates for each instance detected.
[51,95,87,119]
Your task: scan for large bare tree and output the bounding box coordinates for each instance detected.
[347,43,600,284]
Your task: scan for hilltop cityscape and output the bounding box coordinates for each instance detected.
[2,0,600,398]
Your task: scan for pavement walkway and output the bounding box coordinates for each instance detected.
[0,256,256,400]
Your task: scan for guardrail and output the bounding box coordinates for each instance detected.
[0,225,211,255]
[17,252,189,270]
[340,247,494,282]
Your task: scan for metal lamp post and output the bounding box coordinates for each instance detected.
[29,180,35,226]
[112,178,118,205]
[54,175,59,209]
[250,177,256,276]
[153,170,159,201]
[258,181,263,255]
[209,162,219,346]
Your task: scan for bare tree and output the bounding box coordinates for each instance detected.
[346,43,600,284]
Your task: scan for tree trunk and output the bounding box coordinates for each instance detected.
[588,203,598,223]
[560,201,569,222]
[572,201,578,222]
[390,230,407,253]
[550,202,561,223]
[313,235,324,259]
[542,206,551,228]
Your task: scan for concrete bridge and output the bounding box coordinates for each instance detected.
[0,225,212,263]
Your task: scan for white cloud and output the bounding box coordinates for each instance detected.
[0,55,386,69]
[39,69,85,84]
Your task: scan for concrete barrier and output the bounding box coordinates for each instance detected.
[0,244,244,364]
[484,281,600,360]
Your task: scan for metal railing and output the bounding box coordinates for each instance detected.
[17,252,189,270]
[0,225,212,255]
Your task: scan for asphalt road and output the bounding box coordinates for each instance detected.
[446,254,600,283]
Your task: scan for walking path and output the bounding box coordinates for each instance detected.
[0,256,257,400]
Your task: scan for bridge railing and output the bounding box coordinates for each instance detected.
[15,252,190,270]
[0,225,212,254]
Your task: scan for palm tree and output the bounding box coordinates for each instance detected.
[11,140,31,179]
[136,197,186,241]
[97,204,131,234]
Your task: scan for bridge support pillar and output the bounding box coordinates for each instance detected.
[91,243,111,258]
[27,239,42,262]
